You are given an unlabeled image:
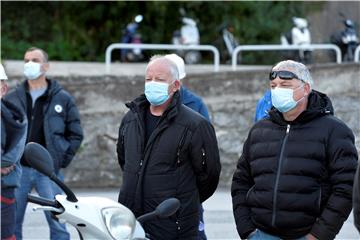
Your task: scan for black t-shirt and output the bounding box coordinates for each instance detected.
[145,108,161,144]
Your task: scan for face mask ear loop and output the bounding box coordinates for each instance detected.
[294,83,306,104]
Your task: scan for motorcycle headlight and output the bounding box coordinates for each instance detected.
[102,207,136,240]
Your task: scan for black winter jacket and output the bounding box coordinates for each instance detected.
[116,92,221,240]
[4,79,83,172]
[231,90,358,240]
[354,163,360,233]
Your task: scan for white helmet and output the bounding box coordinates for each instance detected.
[165,54,186,80]
[292,17,308,29]
[0,63,8,80]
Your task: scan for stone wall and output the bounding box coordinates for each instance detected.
[8,63,360,188]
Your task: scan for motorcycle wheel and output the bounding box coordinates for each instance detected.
[184,51,201,64]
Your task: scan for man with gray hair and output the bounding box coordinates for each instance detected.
[232,60,358,240]
[116,55,221,239]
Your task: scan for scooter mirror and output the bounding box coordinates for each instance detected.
[155,198,180,218]
[24,142,55,177]
[24,142,78,202]
[137,198,180,224]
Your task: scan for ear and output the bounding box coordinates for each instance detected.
[0,82,8,98]
[304,83,311,96]
[171,80,181,93]
[42,62,50,72]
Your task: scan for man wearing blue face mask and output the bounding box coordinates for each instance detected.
[4,47,84,240]
[116,55,221,240]
[231,60,358,240]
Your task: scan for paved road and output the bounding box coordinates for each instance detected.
[22,188,359,240]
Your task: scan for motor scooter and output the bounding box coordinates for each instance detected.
[214,23,239,63]
[172,9,201,64]
[24,142,180,240]
[280,17,312,64]
[330,12,359,62]
[120,14,144,62]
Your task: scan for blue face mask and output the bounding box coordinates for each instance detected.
[144,81,170,106]
[271,84,304,113]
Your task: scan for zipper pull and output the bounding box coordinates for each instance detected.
[286,124,290,134]
[140,159,143,167]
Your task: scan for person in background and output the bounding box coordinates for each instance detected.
[116,55,221,239]
[232,60,358,240]
[254,89,271,122]
[4,47,84,240]
[165,53,210,240]
[1,63,27,240]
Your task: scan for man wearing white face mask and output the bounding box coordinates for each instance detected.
[232,60,358,240]
[4,47,84,240]
[116,55,221,239]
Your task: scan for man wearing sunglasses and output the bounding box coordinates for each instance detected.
[232,60,358,240]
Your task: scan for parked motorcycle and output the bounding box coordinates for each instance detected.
[280,17,312,64]
[330,12,359,62]
[214,22,239,63]
[120,14,144,62]
[25,142,180,240]
[172,9,201,64]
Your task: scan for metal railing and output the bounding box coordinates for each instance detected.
[354,45,360,63]
[231,44,342,70]
[105,43,220,74]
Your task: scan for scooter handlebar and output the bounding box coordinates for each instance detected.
[27,194,60,208]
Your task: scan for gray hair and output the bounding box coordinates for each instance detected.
[146,55,179,81]
[272,60,313,88]
[25,47,49,63]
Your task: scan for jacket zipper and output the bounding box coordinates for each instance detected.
[201,148,206,169]
[177,128,188,165]
[271,124,290,227]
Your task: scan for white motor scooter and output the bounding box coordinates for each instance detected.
[280,17,312,64]
[25,142,180,240]
[172,9,201,64]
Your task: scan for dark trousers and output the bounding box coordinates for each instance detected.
[1,188,16,240]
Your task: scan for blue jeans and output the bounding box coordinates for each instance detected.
[1,188,16,239]
[248,229,306,240]
[15,167,70,240]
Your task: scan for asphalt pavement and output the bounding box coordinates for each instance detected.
[21,188,359,240]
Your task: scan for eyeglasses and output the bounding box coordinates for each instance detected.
[269,70,303,81]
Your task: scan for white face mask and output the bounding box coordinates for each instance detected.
[24,61,43,80]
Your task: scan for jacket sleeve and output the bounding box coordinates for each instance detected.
[190,120,221,203]
[354,163,360,233]
[231,138,257,239]
[116,121,125,170]
[62,98,84,168]
[310,123,358,240]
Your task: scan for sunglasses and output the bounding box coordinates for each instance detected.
[269,70,302,81]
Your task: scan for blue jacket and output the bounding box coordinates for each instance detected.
[4,79,83,172]
[254,90,272,122]
[1,99,27,188]
[181,86,210,121]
